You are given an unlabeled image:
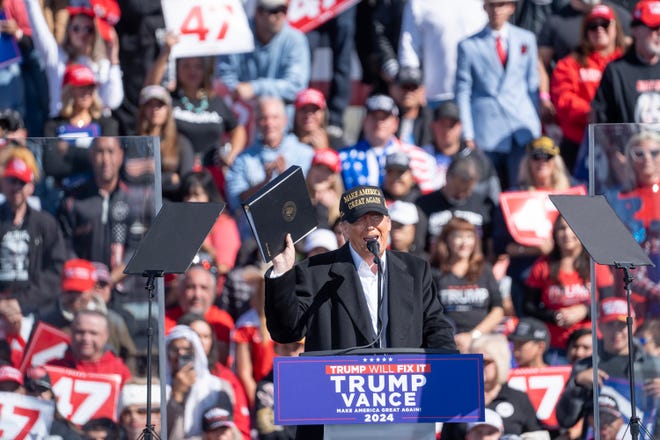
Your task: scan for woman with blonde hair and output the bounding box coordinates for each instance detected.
[516,136,573,192]
[431,217,504,353]
[136,85,194,200]
[441,334,544,440]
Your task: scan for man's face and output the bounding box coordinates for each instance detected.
[442,175,476,204]
[390,221,415,252]
[179,267,215,315]
[1,177,33,210]
[90,138,123,187]
[167,337,194,374]
[363,111,398,147]
[388,83,423,111]
[512,340,544,367]
[484,1,516,30]
[600,320,629,355]
[254,4,287,41]
[0,380,23,393]
[431,117,462,152]
[203,426,234,440]
[633,24,660,60]
[61,289,94,314]
[71,314,108,362]
[567,333,593,364]
[339,212,391,262]
[383,167,415,198]
[121,404,161,439]
[257,100,287,147]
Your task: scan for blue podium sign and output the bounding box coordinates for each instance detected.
[274,353,484,425]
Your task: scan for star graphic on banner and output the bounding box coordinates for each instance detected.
[363,358,368,362]
[369,357,374,362]
[389,357,393,362]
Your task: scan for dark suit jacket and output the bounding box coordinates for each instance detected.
[265,244,456,352]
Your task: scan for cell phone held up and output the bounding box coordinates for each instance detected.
[177,352,194,370]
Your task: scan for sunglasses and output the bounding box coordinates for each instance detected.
[587,20,611,32]
[530,152,553,162]
[258,5,287,15]
[630,148,660,161]
[71,24,94,35]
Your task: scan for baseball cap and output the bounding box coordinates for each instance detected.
[202,402,235,432]
[90,0,121,42]
[257,0,287,9]
[3,157,34,183]
[118,383,162,414]
[632,1,660,28]
[24,366,52,393]
[365,94,399,117]
[139,85,172,107]
[599,297,631,323]
[339,185,389,223]
[62,64,96,88]
[526,136,560,157]
[0,365,24,385]
[385,151,410,171]
[508,317,550,345]
[467,408,504,433]
[92,262,111,284]
[388,201,419,225]
[62,259,98,293]
[295,88,326,110]
[395,66,423,87]
[598,394,622,419]
[311,148,341,173]
[303,228,338,254]
[587,5,615,23]
[433,101,461,121]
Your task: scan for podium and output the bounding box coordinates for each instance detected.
[273,349,485,439]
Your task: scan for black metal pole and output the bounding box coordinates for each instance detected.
[618,264,640,440]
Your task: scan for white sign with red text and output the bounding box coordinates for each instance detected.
[18,322,70,373]
[162,0,254,58]
[0,392,54,439]
[507,366,572,428]
[45,366,121,425]
[287,0,360,33]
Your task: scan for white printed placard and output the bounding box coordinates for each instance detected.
[45,366,122,425]
[162,0,254,58]
[0,392,54,439]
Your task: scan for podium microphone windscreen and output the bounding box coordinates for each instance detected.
[366,239,380,260]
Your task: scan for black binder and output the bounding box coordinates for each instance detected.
[242,166,318,263]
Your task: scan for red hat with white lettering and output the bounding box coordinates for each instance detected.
[632,1,660,28]
[3,157,34,183]
[295,88,327,110]
[311,148,341,173]
[0,365,24,385]
[62,259,98,293]
[587,5,615,23]
[599,297,632,324]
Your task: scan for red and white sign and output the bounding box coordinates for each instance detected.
[19,322,70,373]
[0,392,54,439]
[288,0,360,33]
[507,365,573,428]
[162,0,254,58]
[499,185,587,247]
[45,366,122,425]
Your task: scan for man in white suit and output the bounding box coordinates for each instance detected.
[455,0,541,190]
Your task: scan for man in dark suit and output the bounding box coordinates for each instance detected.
[265,185,456,352]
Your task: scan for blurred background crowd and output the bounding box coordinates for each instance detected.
[0,0,659,438]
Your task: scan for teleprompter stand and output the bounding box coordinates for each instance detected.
[124,201,224,440]
[550,195,654,440]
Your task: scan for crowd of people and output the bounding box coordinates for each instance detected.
[0,0,659,438]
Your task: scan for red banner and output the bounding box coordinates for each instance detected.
[45,366,122,425]
[0,392,54,439]
[287,0,361,33]
[499,185,586,247]
[507,365,572,429]
[19,322,70,373]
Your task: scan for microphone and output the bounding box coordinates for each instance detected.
[366,239,381,266]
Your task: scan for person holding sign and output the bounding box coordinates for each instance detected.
[266,185,456,352]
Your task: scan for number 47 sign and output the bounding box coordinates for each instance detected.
[162,0,254,59]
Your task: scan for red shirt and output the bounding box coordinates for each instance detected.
[526,258,614,349]
[165,305,235,345]
[47,349,132,386]
[551,49,622,143]
[232,325,274,384]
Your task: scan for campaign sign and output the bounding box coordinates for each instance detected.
[288,0,361,33]
[274,354,484,425]
[507,365,572,429]
[19,322,70,373]
[500,185,586,247]
[45,366,122,425]
[0,12,22,69]
[0,392,54,439]
[162,0,254,59]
